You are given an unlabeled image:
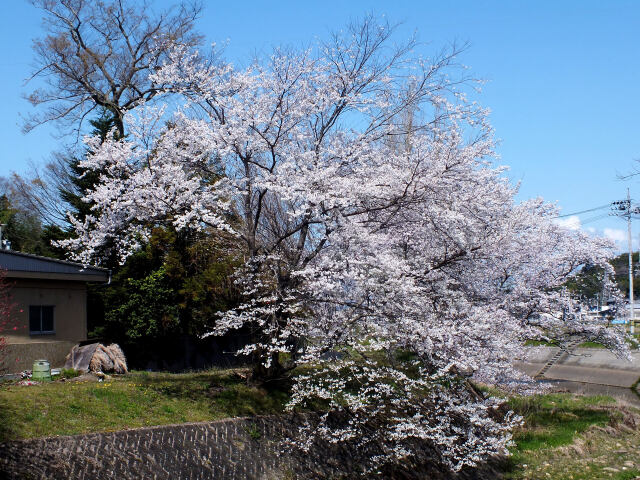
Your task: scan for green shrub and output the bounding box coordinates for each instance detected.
[60,368,80,379]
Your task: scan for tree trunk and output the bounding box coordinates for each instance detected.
[250,351,288,385]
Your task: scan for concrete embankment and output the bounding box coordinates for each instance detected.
[516,347,640,404]
[0,414,503,480]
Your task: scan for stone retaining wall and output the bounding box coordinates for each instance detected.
[0,417,291,480]
[0,415,503,479]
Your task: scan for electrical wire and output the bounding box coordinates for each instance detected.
[552,204,612,219]
[580,213,612,225]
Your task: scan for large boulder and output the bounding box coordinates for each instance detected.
[65,343,128,374]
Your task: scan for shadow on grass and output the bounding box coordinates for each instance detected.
[0,397,17,442]
[512,406,611,451]
[496,393,617,478]
[508,393,614,451]
[128,370,290,418]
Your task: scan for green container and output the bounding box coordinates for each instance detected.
[32,360,52,382]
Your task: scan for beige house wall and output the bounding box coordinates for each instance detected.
[3,341,78,372]
[2,279,88,372]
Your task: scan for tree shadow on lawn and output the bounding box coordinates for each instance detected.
[0,397,18,443]
[129,369,290,417]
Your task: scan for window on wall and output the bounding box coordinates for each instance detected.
[29,306,55,335]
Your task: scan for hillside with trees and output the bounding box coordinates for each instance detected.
[565,252,640,301]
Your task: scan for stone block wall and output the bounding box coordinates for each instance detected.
[0,415,504,479]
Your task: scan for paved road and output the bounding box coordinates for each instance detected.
[548,380,640,406]
[515,347,640,404]
[545,364,639,387]
[517,347,640,388]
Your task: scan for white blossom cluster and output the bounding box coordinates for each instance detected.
[59,21,628,474]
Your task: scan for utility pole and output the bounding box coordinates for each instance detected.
[628,188,635,334]
[612,190,637,334]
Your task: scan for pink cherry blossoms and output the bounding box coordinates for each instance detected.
[59,19,628,475]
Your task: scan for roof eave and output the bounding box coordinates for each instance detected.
[6,271,110,282]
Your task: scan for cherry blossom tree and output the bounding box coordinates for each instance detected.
[60,18,627,474]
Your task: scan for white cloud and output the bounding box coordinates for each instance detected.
[551,212,631,251]
[603,228,626,245]
[553,215,581,230]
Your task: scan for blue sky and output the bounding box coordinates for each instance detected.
[1,1,639,248]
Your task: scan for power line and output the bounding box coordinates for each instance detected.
[552,204,612,219]
[580,213,611,225]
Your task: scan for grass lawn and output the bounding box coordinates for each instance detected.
[577,341,607,349]
[505,393,640,479]
[523,339,608,349]
[525,339,639,349]
[0,368,288,442]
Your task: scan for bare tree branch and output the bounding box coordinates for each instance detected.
[24,0,203,138]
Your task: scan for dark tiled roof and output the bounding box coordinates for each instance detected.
[0,249,109,282]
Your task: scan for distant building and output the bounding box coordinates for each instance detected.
[0,249,109,372]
